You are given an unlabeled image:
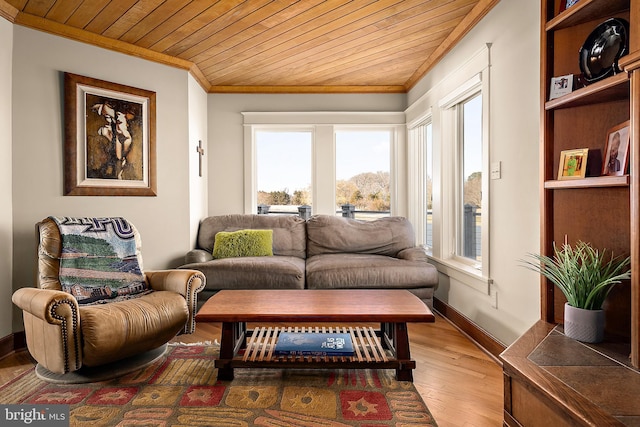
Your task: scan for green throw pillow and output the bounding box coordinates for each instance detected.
[213,229,274,259]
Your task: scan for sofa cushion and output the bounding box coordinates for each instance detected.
[191,256,306,290]
[305,253,438,290]
[213,229,273,259]
[306,215,415,257]
[198,214,306,259]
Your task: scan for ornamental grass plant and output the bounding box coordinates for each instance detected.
[522,241,631,310]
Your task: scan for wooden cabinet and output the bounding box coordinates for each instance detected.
[502,0,640,425]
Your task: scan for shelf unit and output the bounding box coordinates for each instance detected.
[540,0,637,362]
[502,1,640,425]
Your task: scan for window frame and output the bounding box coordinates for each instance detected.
[244,124,315,216]
[253,127,314,214]
[407,113,433,252]
[407,56,491,293]
[334,126,396,218]
[438,73,491,287]
[242,112,405,217]
[455,91,484,265]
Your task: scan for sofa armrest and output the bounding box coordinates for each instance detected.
[397,247,429,262]
[145,270,206,334]
[185,249,213,264]
[12,287,82,373]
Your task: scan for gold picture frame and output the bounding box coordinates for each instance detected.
[64,73,157,196]
[558,148,589,180]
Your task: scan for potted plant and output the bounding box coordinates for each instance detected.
[522,240,631,343]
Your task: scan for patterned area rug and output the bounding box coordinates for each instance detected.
[1,345,437,426]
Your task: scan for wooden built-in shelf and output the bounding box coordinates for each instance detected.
[545,0,629,31]
[544,175,630,189]
[504,0,640,424]
[545,73,630,110]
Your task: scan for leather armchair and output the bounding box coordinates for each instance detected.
[12,218,206,375]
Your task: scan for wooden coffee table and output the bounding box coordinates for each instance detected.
[195,289,435,381]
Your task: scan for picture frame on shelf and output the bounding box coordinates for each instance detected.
[602,120,630,176]
[559,0,579,13]
[558,148,589,180]
[64,72,157,196]
[549,74,573,100]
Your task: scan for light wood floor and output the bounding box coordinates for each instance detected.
[0,313,504,426]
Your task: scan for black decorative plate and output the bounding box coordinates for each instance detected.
[579,18,629,84]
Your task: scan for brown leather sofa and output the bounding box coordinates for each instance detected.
[12,218,206,375]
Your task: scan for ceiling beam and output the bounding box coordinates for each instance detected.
[209,85,407,94]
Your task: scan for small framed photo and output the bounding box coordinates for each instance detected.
[558,148,589,180]
[549,74,573,100]
[602,120,630,176]
[559,0,580,13]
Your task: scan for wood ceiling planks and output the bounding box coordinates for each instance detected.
[4,0,498,93]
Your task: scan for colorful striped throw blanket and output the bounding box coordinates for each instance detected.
[52,217,149,304]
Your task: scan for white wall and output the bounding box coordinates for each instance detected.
[188,74,208,247]
[11,27,198,330]
[208,94,406,214]
[0,17,13,338]
[408,0,541,344]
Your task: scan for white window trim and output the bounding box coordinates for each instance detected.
[440,73,491,293]
[242,112,405,216]
[334,125,401,216]
[244,125,315,215]
[407,111,432,249]
[406,43,492,294]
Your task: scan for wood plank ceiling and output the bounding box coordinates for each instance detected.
[1,0,499,93]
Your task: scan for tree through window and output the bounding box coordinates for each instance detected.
[335,130,391,219]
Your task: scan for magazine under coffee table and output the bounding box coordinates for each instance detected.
[195,289,435,382]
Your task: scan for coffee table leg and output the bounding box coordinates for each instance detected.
[217,321,244,380]
[393,322,413,382]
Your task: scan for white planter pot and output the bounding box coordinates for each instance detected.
[563,302,605,343]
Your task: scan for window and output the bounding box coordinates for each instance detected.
[243,112,404,217]
[406,47,490,291]
[255,130,312,214]
[425,123,433,249]
[436,72,489,284]
[458,94,482,262]
[407,116,432,250]
[335,130,391,219]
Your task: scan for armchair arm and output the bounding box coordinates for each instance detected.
[145,270,206,334]
[185,249,213,264]
[12,287,82,374]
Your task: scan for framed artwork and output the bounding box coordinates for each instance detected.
[64,72,156,196]
[602,120,630,176]
[558,148,589,180]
